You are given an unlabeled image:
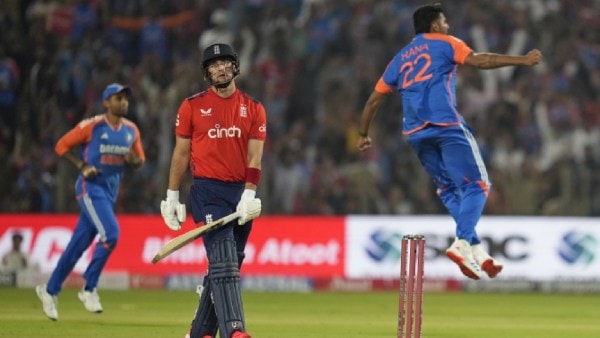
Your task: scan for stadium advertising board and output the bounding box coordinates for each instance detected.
[1,215,598,281]
[345,215,600,281]
[0,215,345,278]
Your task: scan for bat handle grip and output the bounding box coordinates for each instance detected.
[224,210,242,224]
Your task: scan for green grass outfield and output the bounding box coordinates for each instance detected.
[2,288,600,337]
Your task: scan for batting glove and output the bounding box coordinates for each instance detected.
[236,189,262,225]
[160,190,186,231]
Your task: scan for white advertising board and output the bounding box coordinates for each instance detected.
[345,216,600,281]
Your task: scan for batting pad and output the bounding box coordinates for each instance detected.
[190,251,246,337]
[189,276,218,337]
[207,238,245,338]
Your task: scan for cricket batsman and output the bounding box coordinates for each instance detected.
[161,43,266,338]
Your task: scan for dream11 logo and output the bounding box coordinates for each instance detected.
[558,231,597,266]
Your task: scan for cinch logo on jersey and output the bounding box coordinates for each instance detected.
[208,124,242,139]
[365,229,402,263]
[558,231,597,266]
[100,144,130,155]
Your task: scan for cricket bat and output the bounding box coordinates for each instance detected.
[152,211,241,264]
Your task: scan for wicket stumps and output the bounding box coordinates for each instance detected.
[398,234,425,338]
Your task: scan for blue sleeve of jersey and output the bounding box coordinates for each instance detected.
[441,41,457,65]
[382,56,401,89]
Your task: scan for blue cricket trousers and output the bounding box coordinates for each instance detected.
[47,192,119,295]
[407,123,491,245]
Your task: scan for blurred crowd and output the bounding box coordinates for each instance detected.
[0,0,598,216]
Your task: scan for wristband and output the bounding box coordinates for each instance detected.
[358,131,368,137]
[78,162,87,170]
[166,189,179,201]
[245,167,261,186]
[241,188,256,200]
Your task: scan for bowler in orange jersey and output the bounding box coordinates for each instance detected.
[357,3,542,280]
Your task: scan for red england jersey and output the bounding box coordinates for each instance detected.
[175,87,267,182]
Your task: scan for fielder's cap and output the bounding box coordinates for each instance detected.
[103,83,131,101]
[202,43,237,68]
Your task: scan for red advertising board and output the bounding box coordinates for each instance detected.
[0,214,345,278]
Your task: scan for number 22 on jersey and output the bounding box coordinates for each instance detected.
[400,53,432,89]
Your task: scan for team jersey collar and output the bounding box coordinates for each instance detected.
[104,114,123,131]
[209,86,238,99]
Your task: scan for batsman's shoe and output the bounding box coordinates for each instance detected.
[446,238,482,280]
[78,288,103,313]
[472,244,503,278]
[36,284,58,321]
[231,331,251,338]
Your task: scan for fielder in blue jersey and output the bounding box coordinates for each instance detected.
[357,3,542,280]
[36,83,145,320]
